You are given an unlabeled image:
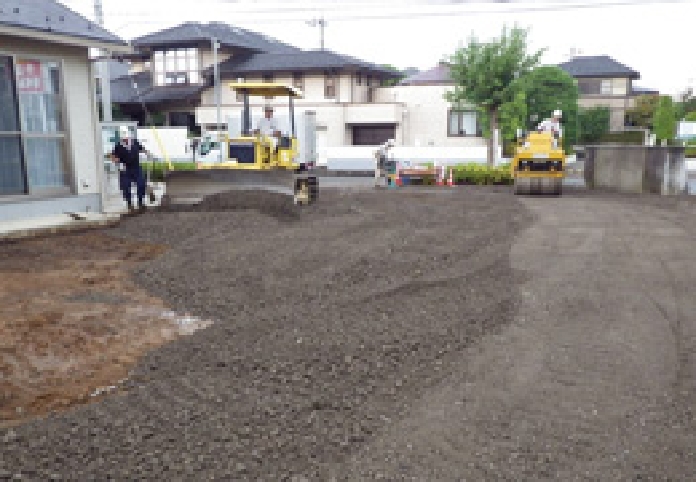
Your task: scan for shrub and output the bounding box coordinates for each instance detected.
[141,161,196,182]
[600,131,645,144]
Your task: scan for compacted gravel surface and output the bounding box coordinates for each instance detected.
[3,187,696,480]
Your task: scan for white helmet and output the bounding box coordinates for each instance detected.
[119,126,131,138]
[553,109,562,118]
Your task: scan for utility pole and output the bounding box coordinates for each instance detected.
[94,0,112,122]
[212,37,221,149]
[307,17,327,51]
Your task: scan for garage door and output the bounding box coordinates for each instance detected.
[352,124,396,146]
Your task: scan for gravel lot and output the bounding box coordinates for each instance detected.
[2,186,696,480]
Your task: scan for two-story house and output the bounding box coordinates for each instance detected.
[557,55,658,132]
[109,22,488,162]
[110,22,401,147]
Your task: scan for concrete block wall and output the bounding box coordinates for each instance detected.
[584,145,687,195]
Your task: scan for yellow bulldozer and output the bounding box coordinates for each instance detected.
[511,130,565,195]
[163,82,318,206]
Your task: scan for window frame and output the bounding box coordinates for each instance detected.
[0,52,73,197]
[324,72,337,99]
[152,47,202,87]
[447,109,478,138]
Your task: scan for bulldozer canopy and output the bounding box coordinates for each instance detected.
[228,82,302,98]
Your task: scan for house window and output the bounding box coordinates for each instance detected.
[448,110,477,137]
[292,72,304,94]
[325,73,337,99]
[601,79,612,95]
[236,76,246,102]
[355,73,362,86]
[0,56,69,195]
[578,79,601,95]
[153,48,200,86]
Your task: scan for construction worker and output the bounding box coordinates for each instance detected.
[255,106,280,137]
[110,126,151,212]
[537,109,564,138]
[374,139,394,188]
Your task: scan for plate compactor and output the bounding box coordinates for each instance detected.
[162,83,318,206]
[511,130,565,195]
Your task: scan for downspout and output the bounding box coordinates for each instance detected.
[89,58,108,215]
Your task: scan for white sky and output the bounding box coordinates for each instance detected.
[61,0,696,96]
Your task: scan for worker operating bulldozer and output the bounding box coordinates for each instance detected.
[163,83,318,206]
[511,109,566,195]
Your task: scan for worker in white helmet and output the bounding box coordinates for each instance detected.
[537,109,563,147]
[537,109,564,137]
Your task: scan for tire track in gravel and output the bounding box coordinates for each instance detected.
[328,192,696,481]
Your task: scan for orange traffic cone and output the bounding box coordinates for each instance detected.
[436,165,444,186]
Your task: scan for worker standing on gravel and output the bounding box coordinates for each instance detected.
[374,139,394,188]
[110,126,151,213]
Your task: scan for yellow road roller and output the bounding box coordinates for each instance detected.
[511,131,565,195]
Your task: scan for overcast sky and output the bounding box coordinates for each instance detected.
[62,0,695,96]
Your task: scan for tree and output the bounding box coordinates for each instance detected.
[625,94,660,129]
[578,106,610,143]
[676,87,696,120]
[653,95,676,142]
[446,25,544,165]
[475,90,527,157]
[521,66,579,150]
[380,64,406,87]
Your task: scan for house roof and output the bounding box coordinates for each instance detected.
[400,63,452,85]
[109,72,205,105]
[631,86,659,95]
[557,55,639,79]
[218,50,401,78]
[0,0,127,48]
[132,22,299,54]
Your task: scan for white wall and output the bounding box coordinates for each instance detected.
[375,84,486,148]
[0,35,101,197]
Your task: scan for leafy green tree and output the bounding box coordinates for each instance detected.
[625,94,660,129]
[446,25,544,165]
[475,90,527,157]
[676,87,696,120]
[685,111,696,122]
[653,95,676,142]
[578,106,610,143]
[521,66,579,150]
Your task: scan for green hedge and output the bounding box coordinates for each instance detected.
[599,131,645,144]
[449,163,513,185]
[141,161,196,182]
[686,146,696,158]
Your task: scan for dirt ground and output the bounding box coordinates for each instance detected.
[1,187,696,480]
[0,233,211,428]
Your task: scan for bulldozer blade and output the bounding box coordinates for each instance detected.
[162,169,317,206]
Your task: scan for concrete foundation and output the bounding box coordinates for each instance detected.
[583,145,687,195]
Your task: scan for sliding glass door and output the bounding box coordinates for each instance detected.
[0,55,70,197]
[0,55,25,195]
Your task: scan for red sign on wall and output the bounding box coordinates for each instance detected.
[16,60,44,93]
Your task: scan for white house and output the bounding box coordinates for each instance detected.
[0,0,129,224]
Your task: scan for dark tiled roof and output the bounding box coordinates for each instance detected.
[132,22,299,54]
[400,63,452,85]
[632,86,659,95]
[109,72,204,104]
[0,0,127,46]
[558,55,639,79]
[219,50,402,78]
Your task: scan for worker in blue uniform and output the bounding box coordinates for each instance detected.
[110,126,151,212]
